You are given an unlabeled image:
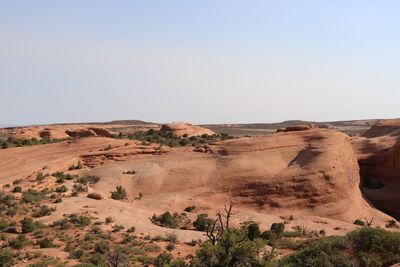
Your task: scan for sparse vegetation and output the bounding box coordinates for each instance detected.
[0,137,68,150]
[124,129,234,147]
[68,161,83,170]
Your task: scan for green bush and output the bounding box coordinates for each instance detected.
[151,211,188,229]
[55,185,67,193]
[193,214,214,232]
[347,227,400,266]
[21,217,38,233]
[0,248,13,266]
[21,189,47,203]
[9,234,31,249]
[193,228,259,266]
[354,219,365,226]
[38,238,55,248]
[278,236,351,267]
[110,186,127,200]
[270,222,285,238]
[247,223,261,241]
[34,205,56,217]
[12,186,22,193]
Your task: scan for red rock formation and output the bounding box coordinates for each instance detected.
[351,119,400,219]
[276,124,318,132]
[160,122,215,137]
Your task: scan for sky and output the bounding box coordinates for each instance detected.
[1,1,400,125]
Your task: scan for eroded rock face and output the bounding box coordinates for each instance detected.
[362,119,400,138]
[160,122,215,137]
[351,119,400,219]
[206,129,370,220]
[66,129,97,138]
[276,124,318,132]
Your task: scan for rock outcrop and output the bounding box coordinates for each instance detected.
[160,122,215,137]
[276,124,318,132]
[351,119,400,219]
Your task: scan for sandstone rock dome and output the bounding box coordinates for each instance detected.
[160,122,215,137]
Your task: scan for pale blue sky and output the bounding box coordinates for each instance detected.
[1,1,399,125]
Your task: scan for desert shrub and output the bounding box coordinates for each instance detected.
[53,197,62,203]
[34,205,56,217]
[112,224,125,232]
[184,205,196,212]
[278,236,351,267]
[51,218,69,230]
[12,186,22,193]
[86,253,106,266]
[106,249,129,267]
[110,186,127,200]
[21,217,39,233]
[165,233,178,243]
[166,243,176,251]
[146,245,161,254]
[68,161,83,170]
[9,234,31,249]
[105,217,114,224]
[28,257,66,267]
[36,172,48,182]
[0,219,9,231]
[270,222,285,238]
[21,189,47,203]
[12,179,22,185]
[127,226,136,233]
[38,238,55,248]
[72,183,88,195]
[0,248,13,266]
[193,228,259,267]
[385,219,399,229]
[347,227,400,266]
[69,214,91,227]
[151,211,189,229]
[6,208,17,217]
[247,222,261,241]
[121,233,134,244]
[354,219,366,226]
[154,252,172,266]
[87,193,102,200]
[193,213,214,232]
[70,248,84,259]
[95,240,110,254]
[53,171,75,181]
[55,185,67,193]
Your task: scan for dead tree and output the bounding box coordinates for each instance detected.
[364,217,374,227]
[206,201,237,245]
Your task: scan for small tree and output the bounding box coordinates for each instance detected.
[107,249,129,267]
[193,214,214,232]
[270,222,285,238]
[247,223,261,241]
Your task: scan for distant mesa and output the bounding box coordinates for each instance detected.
[276,124,318,132]
[160,122,215,137]
[362,118,400,138]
